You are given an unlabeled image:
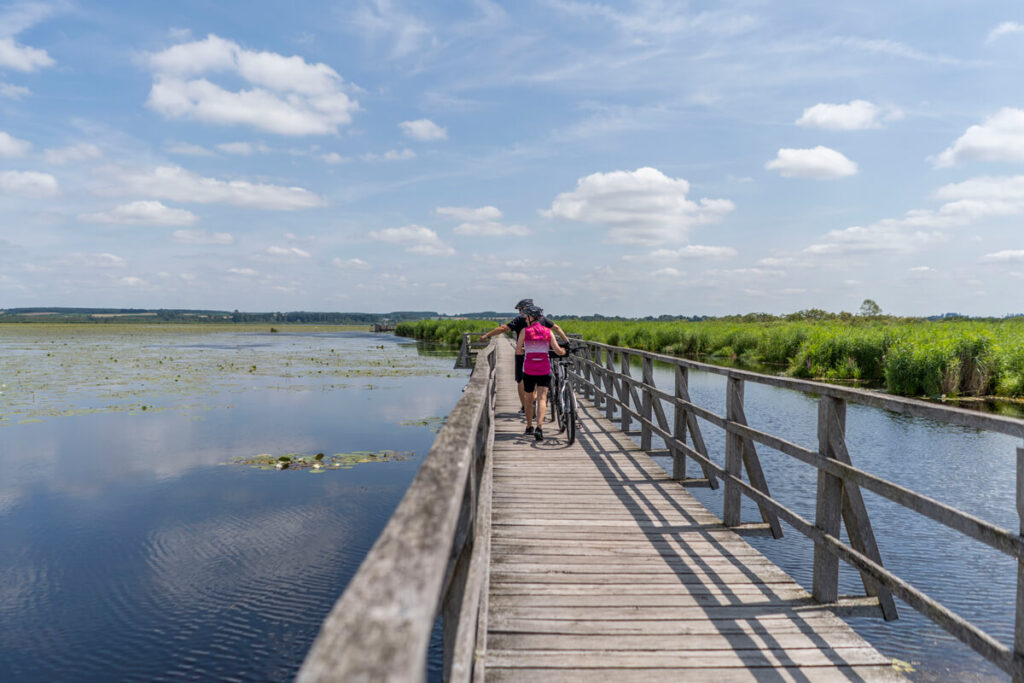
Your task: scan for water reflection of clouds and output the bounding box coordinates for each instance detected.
[144,504,354,604]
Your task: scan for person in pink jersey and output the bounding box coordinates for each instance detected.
[515,306,565,441]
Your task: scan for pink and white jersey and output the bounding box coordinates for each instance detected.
[522,323,552,376]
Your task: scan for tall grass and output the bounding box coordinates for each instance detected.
[394,319,496,346]
[398,316,1024,398]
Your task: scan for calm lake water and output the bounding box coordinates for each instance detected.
[624,358,1021,682]
[0,326,466,681]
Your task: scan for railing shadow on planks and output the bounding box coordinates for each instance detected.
[297,336,1024,682]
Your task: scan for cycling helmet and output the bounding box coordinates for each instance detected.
[515,298,533,310]
[524,305,543,319]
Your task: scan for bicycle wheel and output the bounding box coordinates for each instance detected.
[550,373,563,430]
[564,387,577,446]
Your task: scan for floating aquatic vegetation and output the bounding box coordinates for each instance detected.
[0,323,461,424]
[398,416,446,433]
[228,450,415,471]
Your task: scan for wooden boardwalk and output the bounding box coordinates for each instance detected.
[485,342,900,681]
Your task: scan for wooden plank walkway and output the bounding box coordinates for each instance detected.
[484,341,901,681]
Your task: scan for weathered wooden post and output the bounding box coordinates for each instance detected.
[640,357,654,450]
[813,394,845,604]
[604,348,616,421]
[672,366,689,481]
[619,351,632,433]
[1016,445,1024,682]
[723,376,744,526]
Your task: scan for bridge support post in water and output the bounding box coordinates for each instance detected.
[813,395,845,604]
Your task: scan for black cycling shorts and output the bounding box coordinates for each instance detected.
[515,354,525,382]
[522,374,551,393]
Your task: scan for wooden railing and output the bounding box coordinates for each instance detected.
[570,339,1024,681]
[297,340,498,683]
[454,331,491,369]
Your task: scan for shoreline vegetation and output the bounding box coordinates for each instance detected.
[394,316,1024,401]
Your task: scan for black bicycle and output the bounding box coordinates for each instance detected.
[549,343,579,445]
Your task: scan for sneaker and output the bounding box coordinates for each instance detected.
[518,407,525,415]
[524,426,534,435]
[534,427,544,442]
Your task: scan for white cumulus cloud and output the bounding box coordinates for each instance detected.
[333,257,371,270]
[79,201,198,226]
[438,205,528,236]
[543,167,735,245]
[216,142,264,155]
[0,170,57,197]
[623,245,738,261]
[934,108,1024,167]
[107,165,325,210]
[173,229,234,245]
[399,118,447,141]
[266,245,312,259]
[0,37,54,72]
[146,34,358,135]
[980,250,1024,263]
[368,224,454,256]
[0,131,31,157]
[796,100,882,130]
[436,205,502,221]
[765,146,858,179]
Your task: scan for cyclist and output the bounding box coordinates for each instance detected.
[479,298,570,415]
[516,306,565,441]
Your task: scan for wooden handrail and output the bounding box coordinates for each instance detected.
[578,339,1024,439]
[296,340,499,683]
[570,339,1024,680]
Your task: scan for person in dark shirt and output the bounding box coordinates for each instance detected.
[479,298,570,415]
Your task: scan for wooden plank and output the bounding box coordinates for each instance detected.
[489,630,883,652]
[483,342,902,682]
[485,646,892,668]
[485,666,902,683]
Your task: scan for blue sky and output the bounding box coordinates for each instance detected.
[2,1,1024,316]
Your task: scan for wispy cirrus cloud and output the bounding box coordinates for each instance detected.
[623,245,738,262]
[173,229,234,245]
[987,21,1024,43]
[146,34,358,135]
[103,165,326,210]
[44,143,102,164]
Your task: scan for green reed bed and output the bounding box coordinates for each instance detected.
[555,318,1024,399]
[394,319,496,346]
[396,316,1024,398]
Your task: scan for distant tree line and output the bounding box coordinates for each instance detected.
[0,308,440,324]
